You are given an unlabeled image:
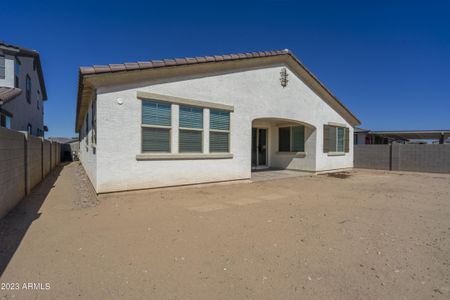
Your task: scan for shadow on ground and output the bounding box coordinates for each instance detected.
[0,163,66,276]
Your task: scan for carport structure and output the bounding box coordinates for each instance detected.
[366,130,450,144]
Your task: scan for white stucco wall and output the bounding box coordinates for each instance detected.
[78,98,97,189]
[89,64,354,193]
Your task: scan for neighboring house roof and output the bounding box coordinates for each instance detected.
[48,137,78,144]
[0,41,47,101]
[76,49,361,132]
[354,127,370,133]
[0,87,22,104]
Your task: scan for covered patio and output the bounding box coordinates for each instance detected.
[251,117,317,172]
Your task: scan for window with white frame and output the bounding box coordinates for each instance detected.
[141,100,171,152]
[278,125,305,152]
[179,106,203,153]
[324,125,349,153]
[209,110,230,153]
[329,126,344,152]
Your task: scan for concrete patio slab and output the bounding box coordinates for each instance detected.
[251,169,311,182]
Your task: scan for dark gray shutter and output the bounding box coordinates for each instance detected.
[142,127,170,152]
[210,132,229,152]
[344,128,350,153]
[329,126,338,152]
[292,126,305,152]
[179,130,202,152]
[323,125,330,153]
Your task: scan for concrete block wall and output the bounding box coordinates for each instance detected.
[51,142,56,169]
[53,143,58,168]
[354,145,390,170]
[43,140,51,177]
[27,135,43,191]
[0,127,61,219]
[0,127,26,219]
[393,144,450,173]
[355,144,450,174]
[56,144,60,166]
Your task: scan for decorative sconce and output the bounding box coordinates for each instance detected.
[280,67,288,87]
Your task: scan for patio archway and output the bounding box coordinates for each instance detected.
[251,117,316,171]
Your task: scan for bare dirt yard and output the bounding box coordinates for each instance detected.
[1,163,449,299]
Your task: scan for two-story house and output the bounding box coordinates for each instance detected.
[0,41,47,136]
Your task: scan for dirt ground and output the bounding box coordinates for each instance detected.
[1,163,449,299]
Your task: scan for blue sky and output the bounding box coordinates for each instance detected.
[3,0,450,137]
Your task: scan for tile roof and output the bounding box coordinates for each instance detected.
[79,50,290,75]
[0,87,22,103]
[354,127,370,133]
[76,49,361,131]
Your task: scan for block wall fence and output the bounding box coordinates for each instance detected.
[354,144,450,173]
[0,127,61,219]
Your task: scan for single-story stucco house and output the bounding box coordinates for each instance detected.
[75,49,360,193]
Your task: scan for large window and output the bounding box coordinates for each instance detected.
[278,125,305,152]
[328,126,344,152]
[337,127,345,152]
[26,74,31,103]
[142,100,171,152]
[137,93,234,157]
[210,110,230,152]
[0,55,5,79]
[324,125,349,153]
[179,106,203,153]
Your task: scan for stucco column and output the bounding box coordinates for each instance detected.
[203,108,210,153]
[172,104,179,153]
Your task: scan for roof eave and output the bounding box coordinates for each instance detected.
[285,51,361,126]
[75,50,361,131]
[34,53,48,101]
